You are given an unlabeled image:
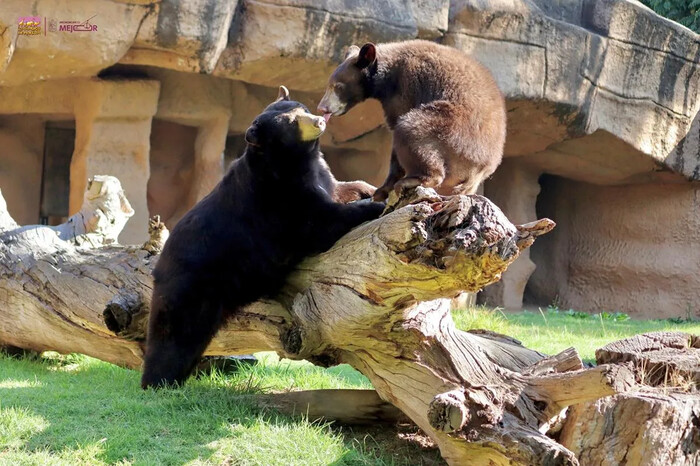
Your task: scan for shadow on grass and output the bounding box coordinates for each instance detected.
[0,354,440,465]
[330,425,445,466]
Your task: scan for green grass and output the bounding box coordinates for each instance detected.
[0,353,424,466]
[1,308,698,465]
[454,306,700,362]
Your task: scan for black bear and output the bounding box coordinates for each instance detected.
[141,86,385,389]
[317,40,506,201]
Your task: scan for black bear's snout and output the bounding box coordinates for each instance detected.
[141,339,201,390]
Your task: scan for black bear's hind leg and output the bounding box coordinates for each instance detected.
[141,293,223,389]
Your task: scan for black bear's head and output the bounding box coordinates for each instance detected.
[317,43,376,118]
[245,86,327,154]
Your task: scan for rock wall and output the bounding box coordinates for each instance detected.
[528,176,700,319]
[148,120,197,229]
[0,116,44,225]
[2,0,698,175]
[0,0,699,316]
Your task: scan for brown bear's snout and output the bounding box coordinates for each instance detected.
[318,87,347,117]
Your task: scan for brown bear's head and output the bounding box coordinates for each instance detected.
[245,86,327,153]
[317,43,376,119]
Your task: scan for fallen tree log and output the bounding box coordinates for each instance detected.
[1,176,642,465]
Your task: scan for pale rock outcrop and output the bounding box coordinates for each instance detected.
[69,79,160,244]
[446,0,700,179]
[214,0,418,90]
[0,1,148,86]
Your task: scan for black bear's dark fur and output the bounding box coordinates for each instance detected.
[141,91,385,389]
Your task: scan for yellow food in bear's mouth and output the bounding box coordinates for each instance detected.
[278,107,326,141]
[296,112,326,141]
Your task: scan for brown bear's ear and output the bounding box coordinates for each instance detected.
[344,45,360,61]
[356,43,376,69]
[276,85,290,102]
[245,125,260,146]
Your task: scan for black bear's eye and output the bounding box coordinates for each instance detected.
[334,82,344,92]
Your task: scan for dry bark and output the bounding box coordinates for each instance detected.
[558,331,700,466]
[0,177,642,465]
[559,392,700,465]
[596,331,700,390]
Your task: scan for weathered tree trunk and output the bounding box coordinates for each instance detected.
[596,331,699,388]
[560,392,699,466]
[1,177,643,465]
[560,333,700,466]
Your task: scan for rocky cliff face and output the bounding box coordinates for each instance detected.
[2,0,699,178]
[0,0,698,317]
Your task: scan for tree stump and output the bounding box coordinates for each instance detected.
[0,176,659,465]
[596,331,699,389]
[560,332,700,465]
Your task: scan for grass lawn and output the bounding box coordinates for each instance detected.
[454,306,700,363]
[1,307,698,465]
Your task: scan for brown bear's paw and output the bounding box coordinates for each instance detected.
[373,185,392,202]
[393,177,425,194]
[334,180,377,203]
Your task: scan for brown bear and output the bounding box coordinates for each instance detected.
[317,40,506,201]
[141,87,385,389]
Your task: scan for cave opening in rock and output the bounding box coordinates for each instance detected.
[147,119,198,230]
[524,173,700,320]
[523,173,565,310]
[0,115,75,226]
[40,121,76,226]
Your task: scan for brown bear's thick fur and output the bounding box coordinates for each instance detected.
[318,40,507,201]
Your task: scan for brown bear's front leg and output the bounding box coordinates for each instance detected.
[373,150,405,201]
[393,174,446,194]
[333,180,376,203]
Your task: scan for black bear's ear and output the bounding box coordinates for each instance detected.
[344,44,360,61]
[276,85,290,102]
[245,124,260,146]
[355,43,376,69]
